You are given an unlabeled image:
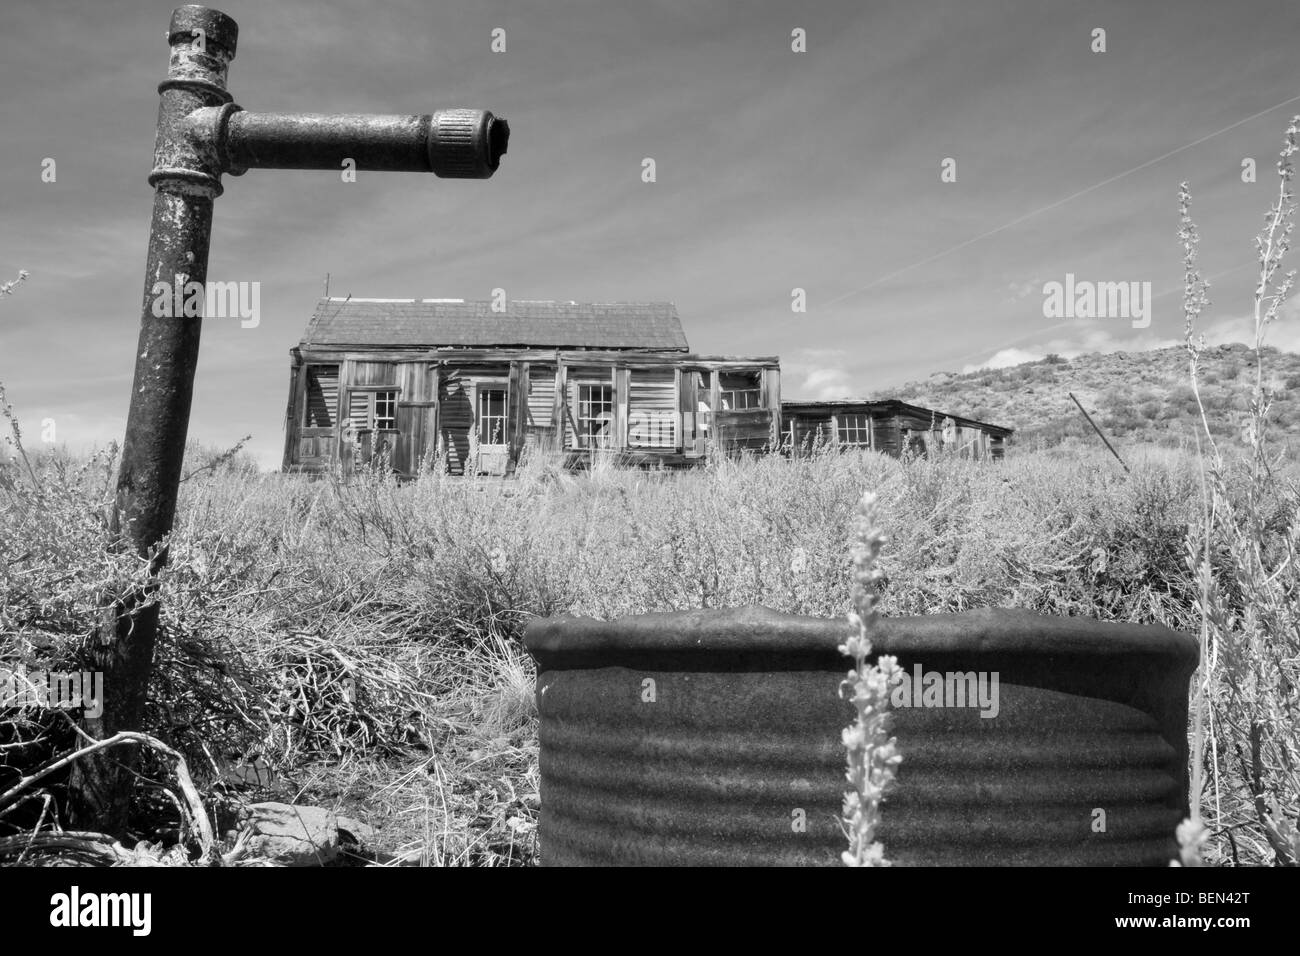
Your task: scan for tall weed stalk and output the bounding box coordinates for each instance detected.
[1180,117,1300,866]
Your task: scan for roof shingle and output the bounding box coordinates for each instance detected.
[301,298,690,351]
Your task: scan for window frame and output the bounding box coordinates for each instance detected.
[718,371,762,411]
[476,385,508,446]
[347,387,401,431]
[575,381,614,449]
[837,413,872,448]
[373,389,398,431]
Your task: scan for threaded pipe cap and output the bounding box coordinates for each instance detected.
[427,109,509,178]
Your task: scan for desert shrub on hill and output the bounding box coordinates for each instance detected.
[880,343,1300,455]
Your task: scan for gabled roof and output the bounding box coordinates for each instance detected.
[300,298,690,351]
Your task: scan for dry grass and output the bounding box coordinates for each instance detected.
[5,428,1289,864]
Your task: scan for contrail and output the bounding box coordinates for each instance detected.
[823,93,1300,308]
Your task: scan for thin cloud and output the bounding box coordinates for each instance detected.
[783,348,857,400]
[963,299,1300,372]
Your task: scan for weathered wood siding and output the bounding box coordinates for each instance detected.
[439,368,474,476]
[780,400,1010,461]
[394,362,435,475]
[787,412,833,452]
[680,370,705,457]
[348,360,398,387]
[627,367,678,449]
[524,364,558,451]
[715,409,773,451]
[714,367,780,453]
[283,348,782,474]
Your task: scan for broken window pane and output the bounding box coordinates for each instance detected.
[303,365,339,427]
[719,371,761,410]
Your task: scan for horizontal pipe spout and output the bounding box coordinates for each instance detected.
[213,108,508,177]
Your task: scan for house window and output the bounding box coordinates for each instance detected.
[374,390,398,430]
[837,414,872,447]
[303,365,339,427]
[347,388,400,430]
[576,383,614,448]
[719,371,761,410]
[477,387,507,444]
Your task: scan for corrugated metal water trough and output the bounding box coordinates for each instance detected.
[524,606,1198,866]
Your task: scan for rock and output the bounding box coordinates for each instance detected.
[244,803,340,866]
[219,757,276,788]
[335,815,376,847]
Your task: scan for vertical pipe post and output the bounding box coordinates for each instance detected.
[73,5,507,833]
[72,6,239,832]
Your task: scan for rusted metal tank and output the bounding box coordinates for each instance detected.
[524,606,1198,866]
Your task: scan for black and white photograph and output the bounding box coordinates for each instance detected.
[0,0,1293,935]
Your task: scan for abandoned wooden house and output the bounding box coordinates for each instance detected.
[282,298,781,476]
[780,399,1012,459]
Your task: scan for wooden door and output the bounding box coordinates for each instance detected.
[298,364,340,470]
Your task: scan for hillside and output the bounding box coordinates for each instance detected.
[874,343,1300,452]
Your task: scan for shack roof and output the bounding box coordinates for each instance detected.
[300,298,690,351]
[781,398,1014,436]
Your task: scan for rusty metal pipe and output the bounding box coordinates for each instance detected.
[217,109,509,177]
[73,3,240,832]
[118,7,239,553]
[81,3,508,833]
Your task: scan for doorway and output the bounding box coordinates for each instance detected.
[475,382,509,475]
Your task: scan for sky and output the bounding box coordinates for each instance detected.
[1,0,1298,467]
